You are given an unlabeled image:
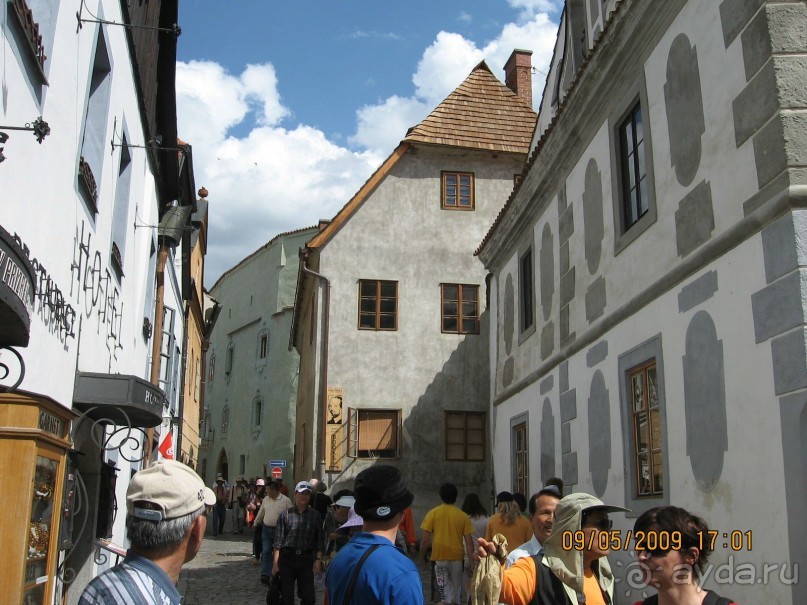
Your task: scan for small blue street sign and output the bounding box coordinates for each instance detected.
[269,459,286,467]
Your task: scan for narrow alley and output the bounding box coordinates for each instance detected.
[179,530,435,605]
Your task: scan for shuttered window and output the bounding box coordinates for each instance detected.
[347,408,402,459]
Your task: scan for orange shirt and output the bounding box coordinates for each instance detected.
[498,555,537,605]
[485,513,533,551]
[499,557,609,605]
[399,508,416,546]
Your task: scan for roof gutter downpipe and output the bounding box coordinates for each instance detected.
[300,248,330,480]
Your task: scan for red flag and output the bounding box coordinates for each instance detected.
[158,431,174,459]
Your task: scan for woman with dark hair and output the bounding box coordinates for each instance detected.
[462,493,489,602]
[461,493,490,541]
[632,506,737,605]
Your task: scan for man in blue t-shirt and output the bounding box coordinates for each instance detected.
[324,465,423,605]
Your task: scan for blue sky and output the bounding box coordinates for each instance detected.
[176,1,563,285]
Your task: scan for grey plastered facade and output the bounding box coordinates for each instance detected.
[293,145,525,523]
[479,1,807,603]
[201,227,317,485]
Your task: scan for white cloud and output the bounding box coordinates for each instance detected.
[349,95,430,158]
[506,0,562,18]
[350,10,560,154]
[178,7,562,286]
[176,62,378,285]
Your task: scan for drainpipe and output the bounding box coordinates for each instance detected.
[147,244,170,466]
[175,300,189,460]
[300,248,329,480]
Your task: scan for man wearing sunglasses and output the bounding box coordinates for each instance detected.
[476,493,629,605]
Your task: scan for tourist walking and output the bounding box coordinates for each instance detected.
[476,493,628,605]
[254,479,292,584]
[211,472,230,536]
[484,491,532,552]
[420,482,474,605]
[231,475,248,534]
[272,481,323,605]
[78,460,215,604]
[249,478,266,563]
[324,465,423,605]
[632,505,738,605]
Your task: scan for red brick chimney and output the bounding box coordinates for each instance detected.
[504,49,533,107]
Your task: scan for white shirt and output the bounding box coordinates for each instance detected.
[254,492,292,527]
[505,534,543,568]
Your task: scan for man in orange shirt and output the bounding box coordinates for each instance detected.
[476,493,628,605]
[398,507,416,554]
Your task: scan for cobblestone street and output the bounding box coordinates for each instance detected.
[178,528,435,604]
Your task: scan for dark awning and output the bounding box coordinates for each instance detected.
[73,372,166,428]
[0,224,35,348]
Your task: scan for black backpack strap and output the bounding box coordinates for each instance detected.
[530,552,573,605]
[702,591,733,605]
[341,543,382,605]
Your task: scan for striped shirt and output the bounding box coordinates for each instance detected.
[274,505,323,553]
[77,552,181,605]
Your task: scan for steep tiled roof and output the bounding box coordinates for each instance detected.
[404,60,537,154]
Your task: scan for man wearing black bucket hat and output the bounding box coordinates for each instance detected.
[324,465,423,605]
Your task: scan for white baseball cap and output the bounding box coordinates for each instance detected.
[295,480,314,493]
[127,460,215,521]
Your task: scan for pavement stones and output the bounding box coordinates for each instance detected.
[179,531,280,604]
[179,530,436,604]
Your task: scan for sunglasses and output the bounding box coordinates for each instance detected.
[637,547,675,558]
[582,518,613,531]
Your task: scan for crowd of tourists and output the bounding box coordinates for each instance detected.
[76,461,738,605]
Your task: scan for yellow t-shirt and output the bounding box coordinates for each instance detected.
[485,513,533,551]
[420,503,473,561]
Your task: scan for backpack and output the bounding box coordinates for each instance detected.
[639,592,733,605]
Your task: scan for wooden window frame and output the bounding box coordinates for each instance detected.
[441,284,480,335]
[628,360,663,498]
[511,419,528,495]
[358,279,398,331]
[441,171,475,210]
[444,411,485,461]
[347,408,402,459]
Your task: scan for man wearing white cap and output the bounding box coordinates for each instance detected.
[272,480,324,605]
[78,460,215,605]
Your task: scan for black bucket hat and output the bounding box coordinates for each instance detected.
[354,465,414,521]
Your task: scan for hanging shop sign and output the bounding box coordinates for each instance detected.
[73,372,166,428]
[0,224,35,347]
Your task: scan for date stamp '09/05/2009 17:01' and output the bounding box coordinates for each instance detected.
[561,530,753,552]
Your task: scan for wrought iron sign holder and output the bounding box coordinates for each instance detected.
[0,116,50,163]
[57,406,149,584]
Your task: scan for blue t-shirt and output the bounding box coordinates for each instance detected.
[325,532,423,605]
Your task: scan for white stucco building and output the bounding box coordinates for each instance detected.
[0,1,196,602]
[478,1,805,603]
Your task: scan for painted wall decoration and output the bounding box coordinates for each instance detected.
[326,387,344,471]
[683,310,727,490]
